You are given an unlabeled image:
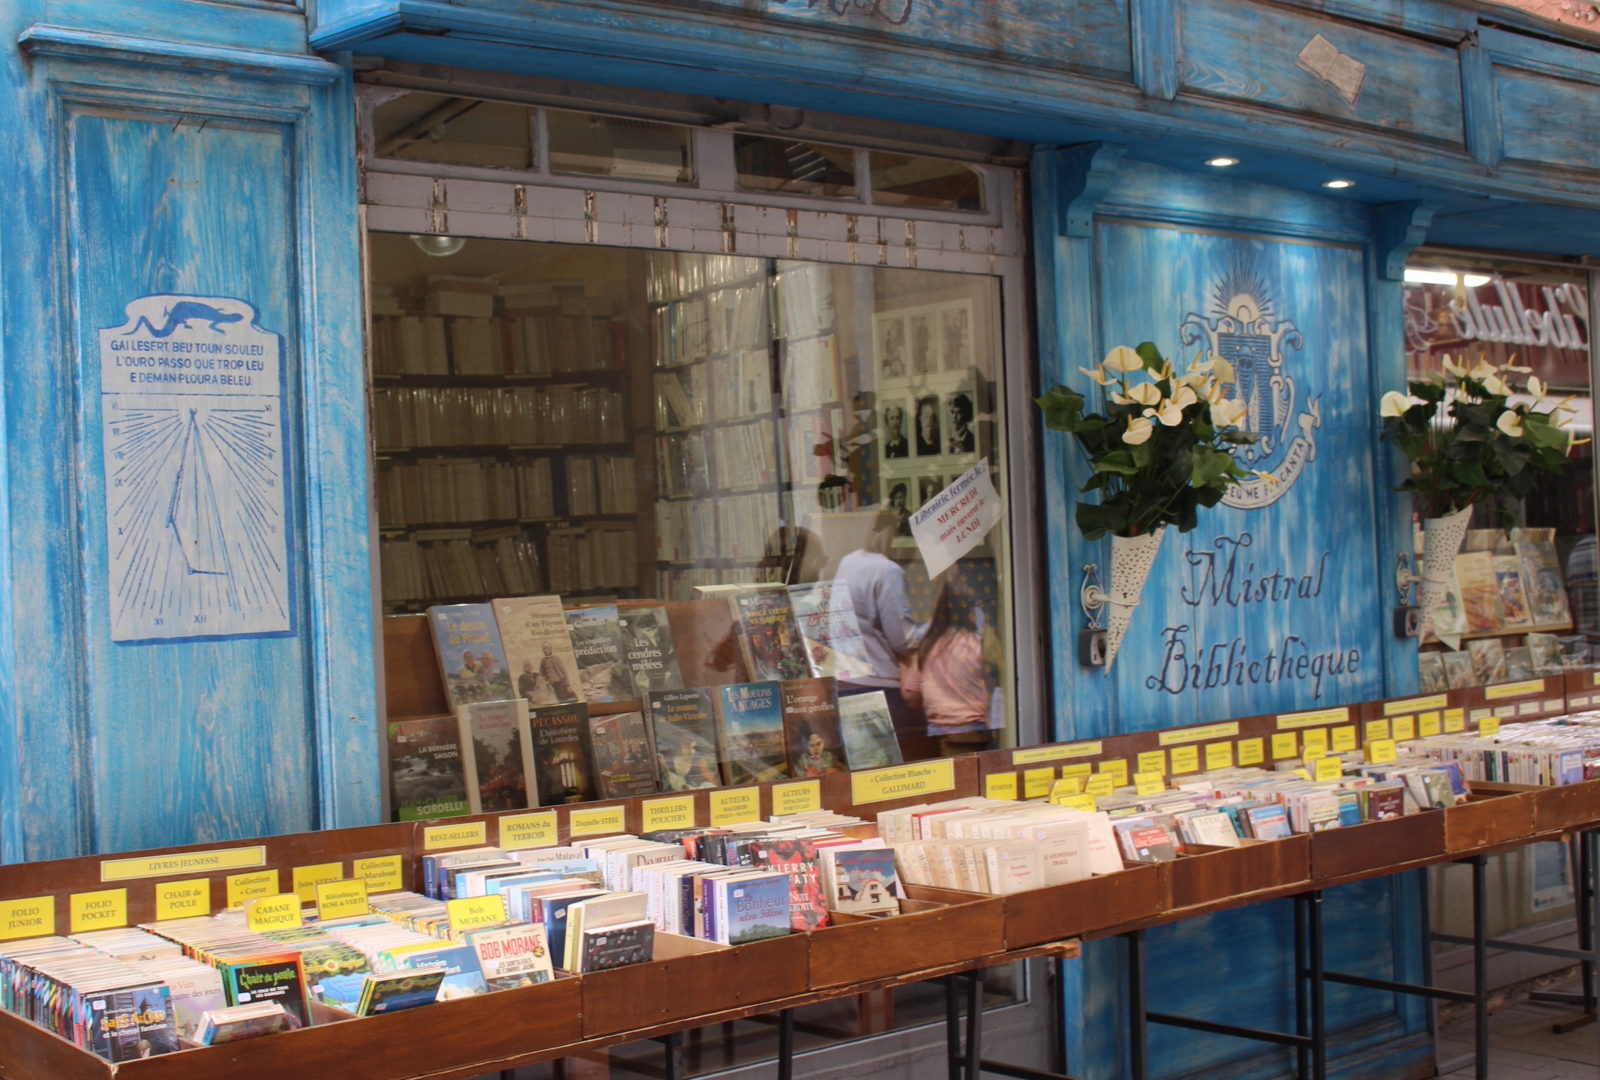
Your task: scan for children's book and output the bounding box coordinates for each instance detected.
[387,714,474,822]
[618,605,685,695]
[1417,651,1446,694]
[494,594,583,707]
[1454,552,1502,633]
[646,688,723,791]
[714,682,791,785]
[1468,637,1508,684]
[218,954,309,1029]
[355,967,448,1016]
[466,924,555,989]
[837,690,903,768]
[458,698,536,813]
[1441,649,1475,689]
[566,604,636,703]
[526,702,596,805]
[1504,645,1535,681]
[194,1002,291,1045]
[787,580,875,680]
[587,710,659,800]
[729,587,812,682]
[1517,539,1572,626]
[779,678,848,776]
[428,603,517,708]
[1528,632,1565,675]
[1491,554,1532,627]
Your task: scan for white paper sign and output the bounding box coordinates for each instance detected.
[910,460,1002,580]
[99,295,289,641]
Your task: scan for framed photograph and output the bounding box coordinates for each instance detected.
[880,400,911,460]
[940,301,974,372]
[909,311,938,375]
[943,389,976,455]
[875,315,908,380]
[913,394,942,457]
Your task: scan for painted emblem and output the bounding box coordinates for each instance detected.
[1180,267,1319,508]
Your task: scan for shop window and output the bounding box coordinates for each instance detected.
[1402,253,1597,689]
[734,134,858,199]
[371,92,535,170]
[868,151,984,212]
[546,111,694,184]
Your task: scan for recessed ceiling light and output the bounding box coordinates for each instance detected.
[409,234,467,257]
[1322,179,1355,190]
[1205,156,1239,168]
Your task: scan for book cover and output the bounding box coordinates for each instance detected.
[646,688,723,791]
[90,984,179,1061]
[494,595,584,707]
[1417,651,1446,694]
[387,714,473,822]
[588,710,659,800]
[1528,632,1565,675]
[1427,558,1468,639]
[787,580,875,680]
[1468,637,1508,684]
[566,604,636,702]
[1441,650,1475,689]
[823,847,901,915]
[468,924,555,989]
[1504,645,1535,680]
[836,690,903,768]
[527,702,596,805]
[1454,552,1502,633]
[458,698,536,813]
[715,681,791,785]
[779,678,848,776]
[219,955,309,1029]
[194,1003,290,1046]
[428,603,517,709]
[1517,539,1572,626]
[717,874,793,945]
[387,940,487,1000]
[730,588,811,682]
[618,606,685,695]
[576,919,655,973]
[752,837,829,931]
[355,968,448,1016]
[1491,554,1532,627]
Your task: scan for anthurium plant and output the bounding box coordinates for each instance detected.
[1378,356,1578,529]
[1036,342,1260,541]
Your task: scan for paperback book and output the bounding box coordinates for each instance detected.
[387,714,473,822]
[587,710,659,799]
[467,924,555,989]
[458,698,536,813]
[779,677,848,776]
[618,606,685,695]
[786,580,875,680]
[1517,539,1572,626]
[566,604,636,702]
[715,681,791,784]
[729,587,812,682]
[646,688,723,791]
[428,603,516,708]
[837,690,903,768]
[494,594,584,706]
[1491,555,1532,627]
[527,702,596,805]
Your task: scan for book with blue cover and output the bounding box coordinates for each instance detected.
[714,681,790,785]
[428,603,517,709]
[712,872,793,945]
[566,604,636,702]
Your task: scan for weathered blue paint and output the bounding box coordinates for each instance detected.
[1,4,376,862]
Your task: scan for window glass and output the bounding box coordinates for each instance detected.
[1402,254,1595,687]
[868,152,984,212]
[734,135,858,199]
[372,92,535,170]
[368,233,1014,758]
[546,111,694,184]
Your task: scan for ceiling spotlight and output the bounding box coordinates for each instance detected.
[1322,179,1355,190]
[1204,156,1239,167]
[409,234,467,257]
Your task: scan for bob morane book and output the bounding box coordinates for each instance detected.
[566,604,636,702]
[387,714,473,821]
[494,594,584,707]
[528,702,596,805]
[646,688,722,791]
[618,605,684,695]
[588,710,659,799]
[428,603,516,709]
[715,681,791,785]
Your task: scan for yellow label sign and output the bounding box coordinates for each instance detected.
[1418,712,1442,738]
[1303,749,1326,763]
[1136,750,1168,775]
[1365,720,1392,742]
[1301,728,1328,756]
[1444,708,1467,734]
[1331,726,1357,752]
[1593,671,1600,687]
[709,787,762,826]
[446,894,508,932]
[1480,716,1502,738]
[500,811,558,851]
[1271,732,1298,759]
[1169,745,1200,775]
[315,880,370,920]
[0,896,55,941]
[1158,721,1241,746]
[1098,759,1129,786]
[423,821,488,851]
[244,893,302,933]
[1052,775,1086,797]
[1012,741,1101,765]
[1023,767,1055,799]
[1134,772,1165,796]
[1237,738,1265,766]
[1204,743,1234,771]
[69,888,127,933]
[1485,679,1545,700]
[1313,757,1343,782]
[99,845,267,883]
[851,759,957,805]
[292,862,344,903]
[1059,762,1093,778]
[569,805,627,837]
[1054,794,1096,812]
[1392,716,1416,742]
[353,855,404,895]
[771,781,820,817]
[1366,739,1398,764]
[1085,774,1116,797]
[154,879,210,921]
[226,870,279,909]
[1384,694,1448,716]
[985,772,1019,801]
[1277,706,1349,730]
[643,796,699,831]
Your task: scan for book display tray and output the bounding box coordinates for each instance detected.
[8,677,1600,1078]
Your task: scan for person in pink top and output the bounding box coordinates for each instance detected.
[903,572,995,756]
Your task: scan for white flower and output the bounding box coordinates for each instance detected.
[1442,355,1466,378]
[1380,391,1411,418]
[1153,400,1185,427]
[1102,345,1144,373]
[1470,361,1497,381]
[1171,385,1199,410]
[1210,356,1236,384]
[1123,416,1154,445]
[1481,374,1511,397]
[1212,397,1247,428]
[1496,410,1524,438]
[1126,382,1162,407]
[1078,365,1114,387]
[1527,375,1546,400]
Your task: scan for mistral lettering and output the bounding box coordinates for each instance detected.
[1146,532,1360,700]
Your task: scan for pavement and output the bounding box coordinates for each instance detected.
[1437,973,1600,1079]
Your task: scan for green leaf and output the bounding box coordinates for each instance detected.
[1093,451,1141,476]
[1036,385,1085,431]
[1135,341,1165,373]
[1190,446,1234,488]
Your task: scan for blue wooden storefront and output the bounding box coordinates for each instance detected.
[5,1,1600,1077]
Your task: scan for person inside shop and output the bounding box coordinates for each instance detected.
[883,403,909,458]
[903,568,997,756]
[835,510,927,757]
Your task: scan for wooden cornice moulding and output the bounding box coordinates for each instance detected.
[17,25,345,85]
